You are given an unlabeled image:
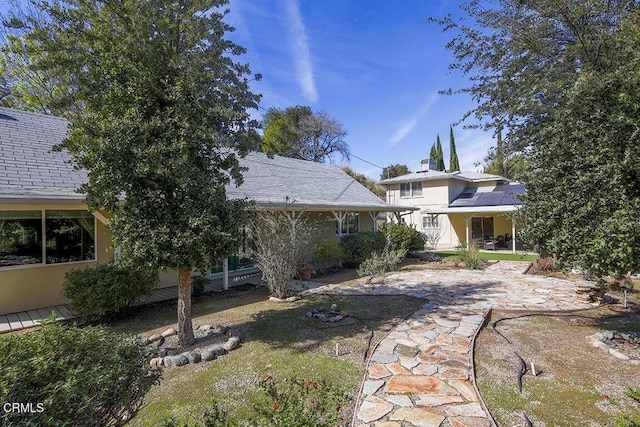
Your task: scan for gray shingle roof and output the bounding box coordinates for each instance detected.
[379,169,507,185]
[229,152,409,211]
[0,107,410,212]
[0,107,86,200]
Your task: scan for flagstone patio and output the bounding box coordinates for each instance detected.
[306,261,598,427]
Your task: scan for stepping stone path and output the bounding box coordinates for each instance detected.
[305,261,598,426]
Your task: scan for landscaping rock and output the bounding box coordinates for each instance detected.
[305,311,313,318]
[149,334,163,342]
[172,355,189,367]
[227,328,244,340]
[285,296,300,302]
[163,356,174,367]
[185,352,201,364]
[161,328,177,338]
[139,337,151,346]
[316,314,328,322]
[209,344,227,355]
[331,303,340,312]
[201,349,217,361]
[223,336,241,352]
[149,357,163,368]
[212,325,229,334]
[199,324,213,331]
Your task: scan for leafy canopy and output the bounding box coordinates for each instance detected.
[434,0,640,278]
[7,0,262,345]
[261,105,350,163]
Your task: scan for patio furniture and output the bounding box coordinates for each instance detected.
[484,239,497,250]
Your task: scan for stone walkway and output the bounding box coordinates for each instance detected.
[306,261,598,427]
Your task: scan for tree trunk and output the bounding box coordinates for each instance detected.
[177,268,194,347]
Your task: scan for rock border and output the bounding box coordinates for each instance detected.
[586,331,640,365]
[143,325,243,368]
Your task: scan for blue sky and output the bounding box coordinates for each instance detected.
[226,0,496,179]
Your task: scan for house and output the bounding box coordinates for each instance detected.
[380,159,525,252]
[0,107,414,315]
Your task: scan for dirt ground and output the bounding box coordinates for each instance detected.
[475,289,640,427]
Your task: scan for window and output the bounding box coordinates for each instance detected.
[46,211,96,264]
[411,182,422,197]
[471,217,494,242]
[400,183,410,197]
[336,212,359,235]
[0,210,96,268]
[0,211,43,267]
[422,215,438,229]
[400,182,422,197]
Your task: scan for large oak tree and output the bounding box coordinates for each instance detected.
[5,0,261,345]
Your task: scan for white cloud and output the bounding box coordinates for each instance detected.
[388,91,439,146]
[283,0,318,103]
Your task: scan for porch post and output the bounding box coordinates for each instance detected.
[465,216,471,249]
[368,211,379,231]
[332,211,345,237]
[222,258,229,290]
[511,217,516,253]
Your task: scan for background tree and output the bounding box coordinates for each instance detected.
[435,0,640,278]
[380,163,410,180]
[261,105,350,163]
[9,0,261,346]
[429,143,437,166]
[449,125,460,172]
[435,134,446,171]
[480,126,528,181]
[342,166,385,199]
[0,1,77,115]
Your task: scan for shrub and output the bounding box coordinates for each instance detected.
[456,244,484,270]
[249,376,350,427]
[248,210,317,298]
[314,239,343,272]
[530,256,557,274]
[357,235,407,281]
[63,262,159,322]
[380,223,425,252]
[0,320,161,427]
[340,231,385,267]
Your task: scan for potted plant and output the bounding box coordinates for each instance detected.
[191,274,208,297]
[298,265,314,281]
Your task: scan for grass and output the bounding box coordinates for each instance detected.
[475,294,640,427]
[432,250,539,262]
[113,282,425,426]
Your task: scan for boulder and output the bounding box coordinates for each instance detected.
[223,336,241,352]
[201,350,217,361]
[161,328,177,338]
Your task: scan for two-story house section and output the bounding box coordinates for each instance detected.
[380,159,525,252]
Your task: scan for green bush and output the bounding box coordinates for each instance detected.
[340,231,385,267]
[356,248,406,280]
[249,376,350,427]
[0,320,161,427]
[381,223,425,252]
[456,244,484,269]
[314,239,343,272]
[62,262,159,322]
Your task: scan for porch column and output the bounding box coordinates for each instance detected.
[222,258,229,291]
[332,211,346,237]
[368,211,379,231]
[511,217,516,253]
[465,216,471,249]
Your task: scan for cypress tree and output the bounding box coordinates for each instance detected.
[435,134,445,171]
[449,125,460,172]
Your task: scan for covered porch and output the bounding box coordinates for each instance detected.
[422,206,523,253]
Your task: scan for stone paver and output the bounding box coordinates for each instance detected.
[305,261,597,427]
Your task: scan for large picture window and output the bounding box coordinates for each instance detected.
[0,211,43,267]
[46,211,96,264]
[0,210,96,268]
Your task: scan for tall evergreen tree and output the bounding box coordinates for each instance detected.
[435,134,446,171]
[429,142,437,165]
[449,125,460,172]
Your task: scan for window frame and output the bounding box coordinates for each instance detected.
[0,209,97,270]
[400,181,423,198]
